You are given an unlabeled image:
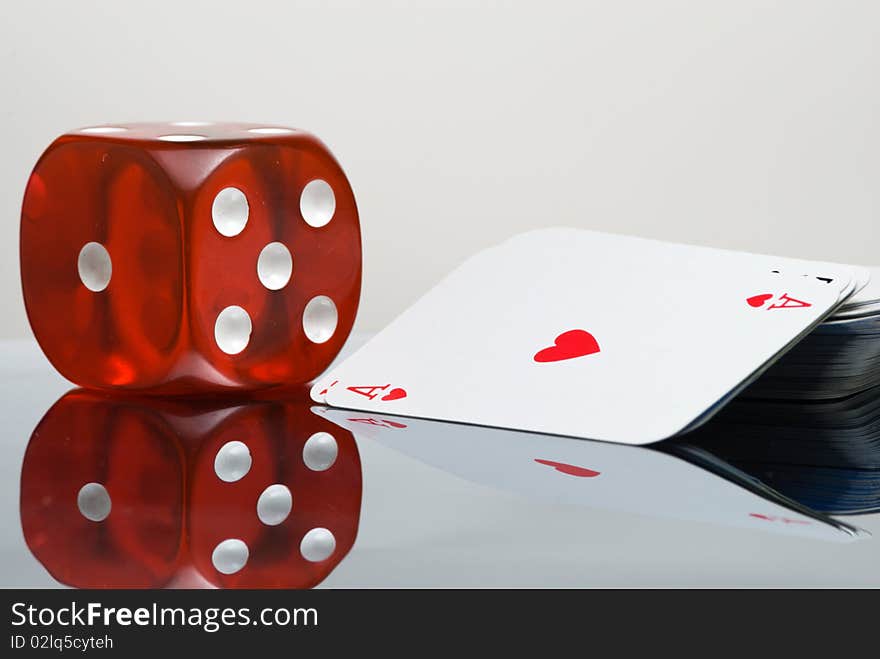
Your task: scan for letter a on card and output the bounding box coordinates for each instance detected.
[346,385,390,400]
[768,293,812,310]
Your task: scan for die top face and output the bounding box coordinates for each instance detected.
[21,123,362,393]
[68,122,308,145]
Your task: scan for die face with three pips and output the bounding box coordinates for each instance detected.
[21,122,361,393]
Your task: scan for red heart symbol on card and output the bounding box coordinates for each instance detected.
[381,388,407,401]
[534,459,600,478]
[747,293,773,308]
[533,329,600,363]
[318,380,338,396]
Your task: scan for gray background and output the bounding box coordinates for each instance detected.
[1,1,878,340]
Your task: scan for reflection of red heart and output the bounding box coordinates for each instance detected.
[747,293,773,308]
[533,329,600,363]
[534,459,600,478]
[381,388,407,401]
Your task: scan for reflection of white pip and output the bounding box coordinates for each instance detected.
[315,407,866,543]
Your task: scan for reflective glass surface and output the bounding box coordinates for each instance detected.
[1,338,878,588]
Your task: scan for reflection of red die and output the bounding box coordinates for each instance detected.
[20,391,184,588]
[186,400,362,588]
[20,390,362,588]
[20,122,361,393]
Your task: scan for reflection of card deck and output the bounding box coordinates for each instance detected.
[673,385,880,514]
[315,406,865,541]
[731,466,880,516]
[314,229,867,445]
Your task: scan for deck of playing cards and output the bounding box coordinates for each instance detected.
[313,228,870,445]
[744,268,880,400]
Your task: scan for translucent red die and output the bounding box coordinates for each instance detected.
[21,123,361,393]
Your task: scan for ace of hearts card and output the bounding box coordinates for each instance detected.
[312,229,868,445]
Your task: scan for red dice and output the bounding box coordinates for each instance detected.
[21,123,361,393]
[20,391,363,588]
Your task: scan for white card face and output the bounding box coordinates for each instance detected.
[313,229,862,445]
[315,408,864,543]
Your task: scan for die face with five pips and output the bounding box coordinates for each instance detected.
[21,122,361,393]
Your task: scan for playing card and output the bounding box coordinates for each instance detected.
[315,407,865,542]
[831,266,880,319]
[313,229,865,444]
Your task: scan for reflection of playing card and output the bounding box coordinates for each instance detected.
[315,407,864,542]
[313,229,866,445]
